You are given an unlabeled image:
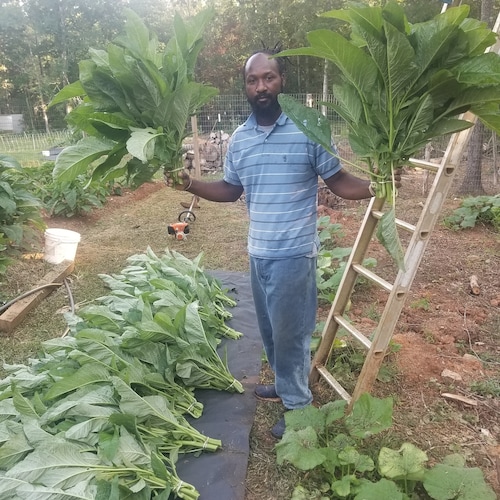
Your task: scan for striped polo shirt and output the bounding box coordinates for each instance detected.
[224,112,342,259]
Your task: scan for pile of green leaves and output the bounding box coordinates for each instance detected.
[276,393,496,500]
[0,155,45,276]
[277,3,500,269]
[0,248,243,499]
[49,8,218,187]
[443,194,500,231]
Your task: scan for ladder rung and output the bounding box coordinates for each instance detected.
[316,365,352,402]
[408,157,440,172]
[351,264,393,292]
[334,314,372,350]
[371,210,416,233]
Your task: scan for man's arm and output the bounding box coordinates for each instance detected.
[323,169,371,200]
[165,170,244,202]
[185,177,244,202]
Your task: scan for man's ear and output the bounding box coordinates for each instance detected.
[281,74,286,88]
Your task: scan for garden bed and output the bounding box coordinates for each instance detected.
[1,169,499,498]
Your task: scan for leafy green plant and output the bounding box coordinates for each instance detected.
[275,393,496,499]
[0,248,243,499]
[277,3,500,269]
[49,8,218,187]
[0,154,45,275]
[27,162,116,217]
[443,194,500,231]
[316,215,376,303]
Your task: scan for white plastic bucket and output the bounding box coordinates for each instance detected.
[44,228,81,264]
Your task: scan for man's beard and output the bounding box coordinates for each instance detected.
[247,93,282,121]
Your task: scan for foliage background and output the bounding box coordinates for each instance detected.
[0,0,489,128]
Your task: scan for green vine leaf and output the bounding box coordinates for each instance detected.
[423,461,496,500]
[378,442,428,481]
[275,427,326,471]
[345,393,393,439]
[285,405,327,435]
[353,478,404,500]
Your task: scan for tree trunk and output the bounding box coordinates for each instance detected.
[458,0,493,195]
[458,123,485,195]
[321,59,328,117]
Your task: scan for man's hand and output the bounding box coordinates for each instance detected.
[164,169,191,191]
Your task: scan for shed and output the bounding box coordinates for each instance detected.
[0,114,24,133]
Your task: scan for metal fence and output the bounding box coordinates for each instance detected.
[195,93,344,137]
[1,94,498,195]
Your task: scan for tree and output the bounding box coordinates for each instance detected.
[459,0,496,195]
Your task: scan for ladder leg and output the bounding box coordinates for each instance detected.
[310,197,385,385]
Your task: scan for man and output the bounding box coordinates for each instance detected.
[166,50,374,438]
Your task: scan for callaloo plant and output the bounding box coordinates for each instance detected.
[49,8,217,187]
[277,3,500,269]
[0,155,45,275]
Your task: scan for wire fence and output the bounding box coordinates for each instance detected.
[1,94,498,195]
[0,130,71,167]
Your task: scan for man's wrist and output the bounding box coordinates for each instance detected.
[368,181,377,197]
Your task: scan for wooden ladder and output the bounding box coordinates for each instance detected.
[310,13,500,409]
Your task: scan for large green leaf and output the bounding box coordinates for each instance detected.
[354,478,404,500]
[345,393,393,439]
[48,80,85,108]
[275,426,326,470]
[126,128,164,163]
[51,8,216,186]
[114,9,159,65]
[376,209,405,271]
[423,461,496,500]
[278,94,334,155]
[5,441,100,486]
[44,363,111,401]
[53,137,115,182]
[0,424,32,469]
[378,442,428,481]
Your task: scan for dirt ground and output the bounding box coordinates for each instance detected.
[1,168,499,498]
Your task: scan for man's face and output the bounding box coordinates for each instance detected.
[244,53,285,122]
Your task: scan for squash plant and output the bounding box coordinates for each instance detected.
[49,8,218,187]
[277,3,500,268]
[276,394,496,499]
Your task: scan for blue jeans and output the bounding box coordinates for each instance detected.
[250,255,317,409]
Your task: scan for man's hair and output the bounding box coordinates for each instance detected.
[242,42,287,80]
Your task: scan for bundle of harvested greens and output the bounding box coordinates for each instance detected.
[277,3,500,268]
[49,9,217,188]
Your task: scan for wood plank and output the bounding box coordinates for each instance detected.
[0,260,74,333]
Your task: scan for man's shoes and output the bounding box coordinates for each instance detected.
[271,415,286,439]
[254,384,281,402]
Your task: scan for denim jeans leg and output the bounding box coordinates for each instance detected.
[250,256,317,409]
[250,257,276,370]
